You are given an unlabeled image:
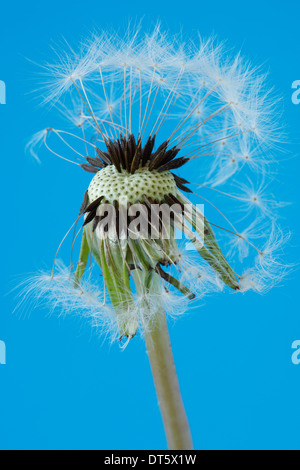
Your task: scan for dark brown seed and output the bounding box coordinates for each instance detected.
[148,151,166,171]
[142,194,154,209]
[141,136,156,166]
[80,164,99,174]
[84,196,104,214]
[130,146,142,174]
[159,147,180,166]
[126,134,136,170]
[175,181,193,193]
[79,191,89,216]
[106,140,122,173]
[120,135,130,171]
[172,174,190,185]
[150,147,179,171]
[127,134,137,156]
[116,139,126,169]
[166,193,185,210]
[148,141,169,170]
[96,148,111,165]
[86,156,106,169]
[83,209,98,226]
[168,193,184,205]
[120,134,127,152]
[158,157,190,172]
[151,141,168,159]
[164,194,176,206]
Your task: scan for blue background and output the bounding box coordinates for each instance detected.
[0,0,299,450]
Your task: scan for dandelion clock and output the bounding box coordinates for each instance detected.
[20,26,289,450]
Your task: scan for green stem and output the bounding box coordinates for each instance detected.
[144,312,194,450]
[74,229,90,288]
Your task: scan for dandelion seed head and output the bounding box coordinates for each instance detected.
[22,24,289,343]
[88,163,177,205]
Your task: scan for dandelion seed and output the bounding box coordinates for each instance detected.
[239,224,291,293]
[26,129,49,162]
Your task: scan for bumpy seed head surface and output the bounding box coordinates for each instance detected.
[88,164,178,204]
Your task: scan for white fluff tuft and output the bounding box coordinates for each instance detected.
[26,129,48,163]
[15,261,119,342]
[179,251,225,298]
[239,224,292,293]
